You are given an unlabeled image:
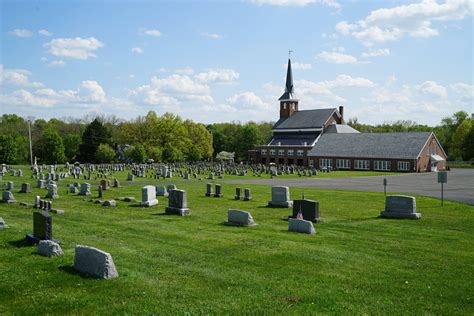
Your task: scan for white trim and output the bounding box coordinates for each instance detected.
[322,109,338,128]
[416,132,447,160]
[311,132,322,146]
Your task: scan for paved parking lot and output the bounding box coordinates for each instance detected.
[224,168,474,205]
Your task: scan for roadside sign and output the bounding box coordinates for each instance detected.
[438,171,447,184]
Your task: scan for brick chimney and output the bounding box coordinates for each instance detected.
[339,106,344,123]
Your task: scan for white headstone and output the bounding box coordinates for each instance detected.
[288,218,316,234]
[268,186,293,208]
[140,185,158,207]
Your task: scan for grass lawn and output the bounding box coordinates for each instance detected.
[0,169,473,314]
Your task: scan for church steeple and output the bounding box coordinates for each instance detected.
[279,59,295,100]
[279,57,299,119]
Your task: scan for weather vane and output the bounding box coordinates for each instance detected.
[289,50,294,58]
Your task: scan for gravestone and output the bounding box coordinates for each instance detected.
[113,179,121,188]
[165,189,190,216]
[214,184,223,197]
[37,179,46,189]
[127,174,134,181]
[205,183,213,197]
[102,200,117,207]
[288,218,316,234]
[235,187,242,200]
[46,184,59,199]
[20,183,32,193]
[244,188,251,201]
[34,196,40,208]
[1,191,16,203]
[6,181,14,191]
[224,210,256,226]
[73,245,118,279]
[69,185,79,194]
[380,195,421,219]
[0,217,8,229]
[98,186,103,198]
[38,240,63,257]
[140,185,158,207]
[100,179,111,190]
[166,184,176,193]
[156,186,169,197]
[268,186,293,208]
[26,211,55,244]
[79,183,91,196]
[290,199,321,223]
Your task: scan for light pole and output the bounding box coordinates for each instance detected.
[28,120,33,166]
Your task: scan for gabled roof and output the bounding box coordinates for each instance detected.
[273,108,337,130]
[308,132,434,159]
[325,124,360,134]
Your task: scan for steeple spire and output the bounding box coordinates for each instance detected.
[279,58,295,100]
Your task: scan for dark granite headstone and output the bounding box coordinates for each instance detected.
[26,211,57,244]
[290,199,321,223]
[214,184,223,197]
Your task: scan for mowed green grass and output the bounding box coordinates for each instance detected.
[0,171,473,314]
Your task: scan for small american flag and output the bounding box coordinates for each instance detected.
[296,206,303,220]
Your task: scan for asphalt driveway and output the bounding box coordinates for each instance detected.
[224,168,474,206]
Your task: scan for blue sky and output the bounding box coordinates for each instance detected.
[1,0,472,125]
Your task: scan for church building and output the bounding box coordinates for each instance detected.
[249,59,447,172]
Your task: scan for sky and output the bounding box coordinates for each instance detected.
[0,0,473,125]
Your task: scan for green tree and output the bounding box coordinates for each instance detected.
[79,118,111,163]
[127,144,147,163]
[146,145,162,162]
[162,143,183,162]
[63,134,81,161]
[451,119,472,160]
[462,125,474,161]
[95,143,116,163]
[0,135,18,164]
[41,129,65,164]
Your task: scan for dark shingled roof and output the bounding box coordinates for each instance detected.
[273,108,337,129]
[308,132,433,159]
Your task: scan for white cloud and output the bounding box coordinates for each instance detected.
[335,0,473,45]
[47,60,66,67]
[416,80,447,98]
[9,29,33,38]
[78,80,107,103]
[141,28,162,37]
[131,47,144,54]
[0,65,43,87]
[317,50,358,64]
[249,0,340,9]
[450,82,473,103]
[283,62,312,70]
[226,92,271,110]
[44,37,104,60]
[38,29,52,36]
[201,32,223,40]
[194,69,239,84]
[361,48,390,58]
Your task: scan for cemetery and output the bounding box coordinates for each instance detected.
[0,164,473,314]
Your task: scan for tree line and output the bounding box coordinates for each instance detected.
[0,110,472,165]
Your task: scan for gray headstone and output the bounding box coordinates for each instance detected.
[37,179,46,189]
[46,184,59,199]
[268,186,293,208]
[140,185,158,207]
[165,189,190,216]
[26,211,53,243]
[288,218,316,234]
[102,200,117,207]
[244,188,251,201]
[205,183,213,197]
[38,240,63,257]
[1,191,16,203]
[20,183,32,193]
[380,195,421,219]
[214,184,223,197]
[73,245,118,279]
[224,209,256,226]
[79,183,91,196]
[6,181,14,191]
[156,186,169,197]
[0,217,8,229]
[234,187,242,200]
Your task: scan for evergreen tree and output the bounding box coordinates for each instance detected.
[79,118,111,163]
